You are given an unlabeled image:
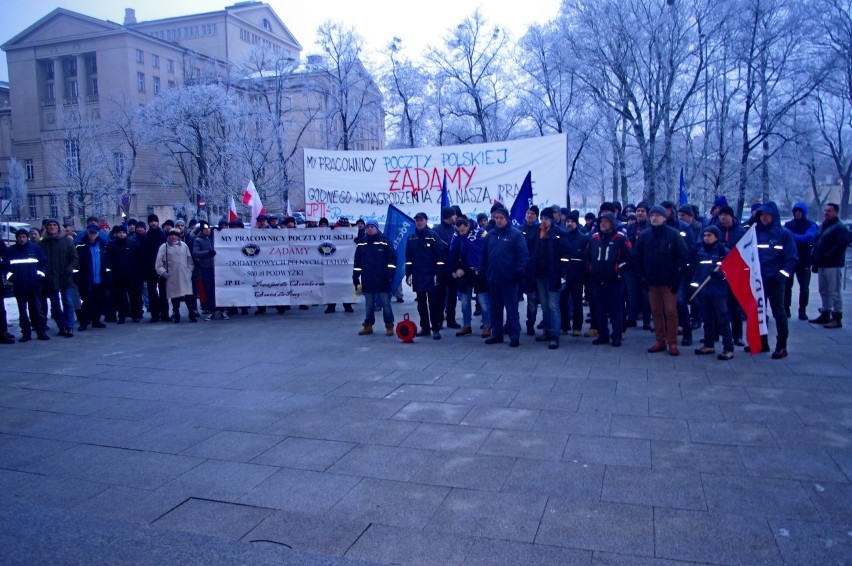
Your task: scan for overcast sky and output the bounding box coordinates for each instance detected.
[0,0,561,82]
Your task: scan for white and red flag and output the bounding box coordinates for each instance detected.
[241,180,266,227]
[228,195,239,223]
[720,225,768,354]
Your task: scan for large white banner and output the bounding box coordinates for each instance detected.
[214,228,357,307]
[303,134,568,223]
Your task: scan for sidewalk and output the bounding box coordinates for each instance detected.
[1,278,850,564]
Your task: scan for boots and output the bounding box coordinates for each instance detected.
[797,308,808,321]
[385,324,394,336]
[481,325,491,338]
[809,309,831,324]
[456,326,472,336]
[824,312,843,329]
[358,323,373,335]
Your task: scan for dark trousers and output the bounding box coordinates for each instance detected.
[585,279,597,330]
[726,288,744,341]
[111,278,131,321]
[201,268,217,312]
[623,269,641,323]
[784,265,811,312]
[443,278,458,324]
[145,274,169,320]
[128,279,144,319]
[699,295,733,351]
[765,277,789,350]
[14,287,46,337]
[591,279,624,341]
[79,283,105,326]
[677,280,692,341]
[416,288,444,331]
[560,279,584,332]
[489,281,521,341]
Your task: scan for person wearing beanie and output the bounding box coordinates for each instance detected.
[531,206,567,349]
[691,225,735,360]
[559,208,589,336]
[710,195,729,221]
[582,212,596,234]
[783,202,818,320]
[810,203,849,329]
[6,227,50,341]
[353,218,397,336]
[586,212,632,347]
[105,223,137,324]
[448,216,490,337]
[406,212,447,339]
[38,217,79,338]
[520,205,541,336]
[476,212,488,229]
[480,206,529,347]
[634,205,688,355]
[142,212,169,322]
[155,227,199,323]
[74,223,110,331]
[433,206,460,328]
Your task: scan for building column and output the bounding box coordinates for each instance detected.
[76,54,87,110]
[52,57,64,104]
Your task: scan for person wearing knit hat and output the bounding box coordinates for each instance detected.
[406,210,447,339]
[520,205,541,336]
[481,205,529,347]
[587,212,631,347]
[353,218,396,336]
[143,211,169,322]
[434,206,460,328]
[561,208,590,336]
[531,204,566,349]
[691,223,735,359]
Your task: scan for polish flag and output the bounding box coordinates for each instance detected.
[241,180,266,227]
[228,195,239,223]
[720,225,768,354]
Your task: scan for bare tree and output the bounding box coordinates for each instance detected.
[103,96,145,217]
[382,38,430,149]
[4,157,28,220]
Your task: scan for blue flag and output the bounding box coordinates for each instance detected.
[440,173,452,214]
[678,168,687,206]
[509,171,533,227]
[384,204,415,294]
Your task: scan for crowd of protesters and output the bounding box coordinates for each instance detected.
[2,199,848,361]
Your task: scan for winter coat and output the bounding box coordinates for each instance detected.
[563,226,590,284]
[39,234,78,292]
[74,238,110,291]
[480,223,529,285]
[142,227,167,278]
[718,220,746,250]
[532,224,569,292]
[155,240,194,298]
[5,241,48,291]
[448,226,488,293]
[520,221,540,292]
[353,230,396,293]
[586,230,632,283]
[811,216,849,269]
[634,223,688,288]
[754,201,798,282]
[192,233,216,270]
[783,202,818,268]
[405,227,446,292]
[692,241,729,299]
[105,237,137,282]
[432,220,457,278]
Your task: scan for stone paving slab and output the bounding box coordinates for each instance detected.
[2,280,851,563]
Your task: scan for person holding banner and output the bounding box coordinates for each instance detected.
[406,212,447,340]
[690,226,734,360]
[353,220,397,336]
[481,207,530,347]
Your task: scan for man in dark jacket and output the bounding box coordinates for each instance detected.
[634,206,688,355]
[753,201,798,358]
[405,212,447,339]
[5,228,50,341]
[193,221,227,321]
[75,225,110,331]
[433,207,460,328]
[105,225,137,324]
[532,207,567,349]
[809,203,849,329]
[586,212,632,347]
[353,219,396,336]
[560,210,589,336]
[691,225,734,359]
[520,206,540,335]
[39,218,78,337]
[783,202,818,320]
[662,200,697,346]
[481,207,530,347]
[448,217,490,337]
[716,206,747,345]
[0,239,15,343]
[142,214,169,322]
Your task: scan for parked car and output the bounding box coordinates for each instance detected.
[1,221,32,245]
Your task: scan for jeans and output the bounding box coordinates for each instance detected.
[525,289,539,329]
[478,292,491,328]
[459,288,473,327]
[536,279,561,338]
[44,285,76,331]
[489,281,520,340]
[364,291,393,326]
[818,267,842,313]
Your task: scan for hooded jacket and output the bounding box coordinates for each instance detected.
[754,201,798,281]
[783,202,817,268]
[691,240,729,299]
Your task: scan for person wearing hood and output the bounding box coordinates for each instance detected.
[586,212,632,347]
[753,201,798,359]
[405,212,447,339]
[353,219,396,336]
[480,206,530,347]
[707,196,729,226]
[783,202,818,320]
[691,225,734,360]
[809,203,849,329]
[155,228,199,323]
[5,228,50,341]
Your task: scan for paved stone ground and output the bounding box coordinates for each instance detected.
[1,277,851,564]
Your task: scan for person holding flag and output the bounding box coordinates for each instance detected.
[691,225,734,360]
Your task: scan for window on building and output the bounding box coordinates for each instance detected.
[88,55,97,74]
[114,152,125,176]
[28,195,37,218]
[67,58,77,77]
[68,80,79,99]
[167,59,174,73]
[262,18,272,32]
[46,83,55,101]
[49,194,58,218]
[136,49,144,64]
[67,192,76,217]
[153,76,160,94]
[25,159,35,181]
[137,72,145,92]
[65,139,80,172]
[45,60,55,79]
[152,54,159,68]
[91,79,99,96]
[168,80,176,89]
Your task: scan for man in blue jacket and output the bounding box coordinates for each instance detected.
[5,228,50,341]
[783,202,817,320]
[481,207,530,347]
[353,219,397,336]
[405,212,447,339]
[753,202,798,359]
